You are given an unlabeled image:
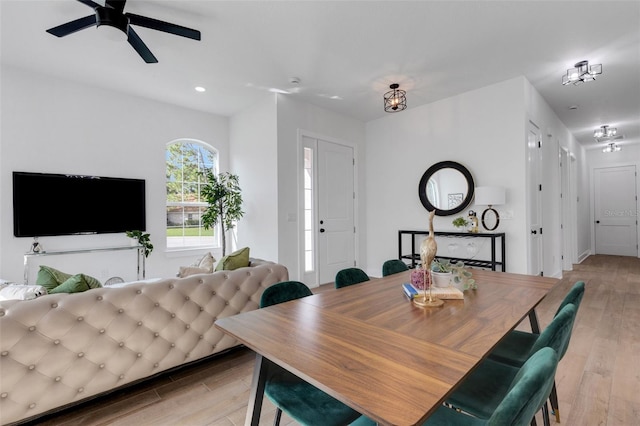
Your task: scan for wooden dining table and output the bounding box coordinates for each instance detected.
[215,268,558,426]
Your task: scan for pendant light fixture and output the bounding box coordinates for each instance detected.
[384,83,407,112]
[562,60,602,85]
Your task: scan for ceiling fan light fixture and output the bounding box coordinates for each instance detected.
[562,60,602,85]
[384,83,407,113]
[96,6,129,34]
[593,125,617,138]
[46,0,201,64]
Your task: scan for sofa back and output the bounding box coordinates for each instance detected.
[0,259,288,424]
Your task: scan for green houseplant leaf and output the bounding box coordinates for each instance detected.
[125,230,153,258]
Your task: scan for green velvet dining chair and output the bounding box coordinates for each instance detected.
[488,281,585,422]
[381,259,409,277]
[445,303,577,426]
[350,346,559,426]
[335,267,370,289]
[259,281,361,426]
[260,280,313,308]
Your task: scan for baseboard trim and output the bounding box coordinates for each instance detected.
[577,250,591,264]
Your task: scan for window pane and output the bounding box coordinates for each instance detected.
[166,141,219,249]
[304,169,312,189]
[304,210,312,230]
[305,251,314,272]
[304,189,312,207]
[304,148,312,169]
[305,230,313,251]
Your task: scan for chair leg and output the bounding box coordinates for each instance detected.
[549,381,561,422]
[542,401,551,426]
[273,407,282,426]
[531,416,537,426]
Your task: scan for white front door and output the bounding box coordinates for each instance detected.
[527,121,543,276]
[300,136,355,286]
[317,140,355,284]
[594,166,638,256]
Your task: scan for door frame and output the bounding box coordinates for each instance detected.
[526,120,544,276]
[590,162,639,258]
[297,130,360,286]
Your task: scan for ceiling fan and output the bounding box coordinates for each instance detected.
[46,0,201,63]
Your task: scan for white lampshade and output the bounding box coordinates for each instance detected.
[475,186,506,206]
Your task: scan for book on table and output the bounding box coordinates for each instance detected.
[402,283,463,300]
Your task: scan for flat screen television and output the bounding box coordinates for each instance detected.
[13,171,146,237]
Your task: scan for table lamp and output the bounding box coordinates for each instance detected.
[474,186,506,231]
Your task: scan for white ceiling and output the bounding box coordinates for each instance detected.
[2,1,639,149]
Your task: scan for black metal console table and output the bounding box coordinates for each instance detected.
[398,230,506,271]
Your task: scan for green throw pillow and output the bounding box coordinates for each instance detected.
[49,274,91,294]
[36,265,102,291]
[215,247,250,271]
[83,274,102,289]
[36,266,73,292]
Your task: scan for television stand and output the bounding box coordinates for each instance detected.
[23,245,145,284]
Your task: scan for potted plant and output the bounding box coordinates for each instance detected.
[430,258,455,287]
[431,259,477,290]
[200,171,244,256]
[450,261,476,290]
[126,230,153,258]
[452,216,469,230]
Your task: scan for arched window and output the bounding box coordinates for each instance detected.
[166,140,219,249]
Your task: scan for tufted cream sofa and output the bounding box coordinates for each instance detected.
[0,258,288,425]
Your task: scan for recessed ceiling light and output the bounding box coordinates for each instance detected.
[195,86,206,92]
[568,105,579,110]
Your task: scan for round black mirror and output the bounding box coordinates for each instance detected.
[418,161,475,216]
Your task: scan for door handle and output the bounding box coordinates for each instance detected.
[596,220,600,224]
[320,228,325,233]
[531,230,537,234]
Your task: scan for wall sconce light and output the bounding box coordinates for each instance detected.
[593,125,617,138]
[383,83,407,113]
[562,60,602,85]
[602,143,621,153]
[474,186,506,231]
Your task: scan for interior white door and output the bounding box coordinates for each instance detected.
[594,166,638,256]
[527,121,543,276]
[317,140,355,284]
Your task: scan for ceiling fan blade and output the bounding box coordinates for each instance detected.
[77,0,102,9]
[46,14,97,37]
[127,27,158,63]
[127,13,201,40]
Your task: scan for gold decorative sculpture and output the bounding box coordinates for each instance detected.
[414,210,444,307]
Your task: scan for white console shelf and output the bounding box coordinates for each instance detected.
[24,245,145,284]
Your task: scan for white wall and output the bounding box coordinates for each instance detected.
[366,77,528,275]
[523,79,587,277]
[230,95,279,262]
[586,144,640,258]
[0,65,230,283]
[275,96,366,281]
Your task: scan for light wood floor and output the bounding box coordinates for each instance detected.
[29,255,640,426]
